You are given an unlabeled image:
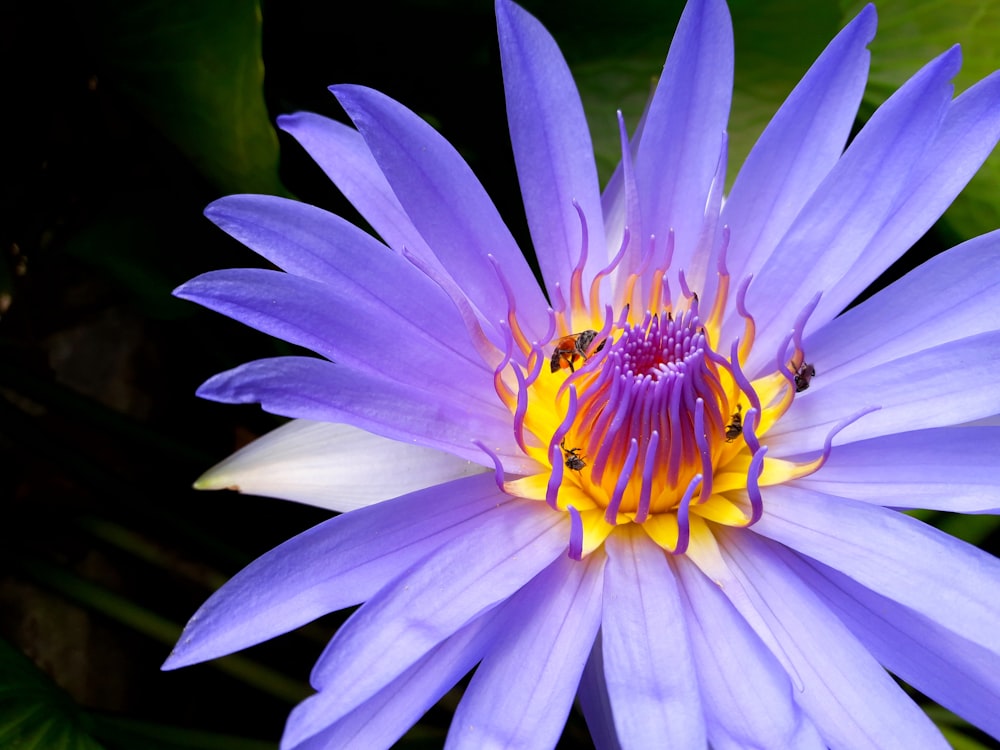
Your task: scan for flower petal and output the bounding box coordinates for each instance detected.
[201,194,470,351]
[722,4,876,300]
[753,484,1000,658]
[175,268,489,399]
[276,112,432,258]
[769,330,1000,453]
[577,636,622,750]
[163,474,511,669]
[707,531,951,749]
[634,0,733,278]
[601,531,704,747]
[744,46,961,375]
[788,426,1000,513]
[813,68,1000,323]
[284,501,568,744]
[673,556,825,750]
[195,419,488,512]
[196,357,533,473]
[285,611,502,750]
[331,83,549,338]
[800,228,1000,386]
[445,550,605,750]
[495,0,607,297]
[800,557,1000,742]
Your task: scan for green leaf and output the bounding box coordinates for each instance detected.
[841,0,1000,240]
[0,637,106,750]
[728,0,844,188]
[934,512,1000,546]
[939,727,999,750]
[89,0,284,195]
[564,0,846,186]
[925,704,999,750]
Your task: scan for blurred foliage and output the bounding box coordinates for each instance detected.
[2,0,999,747]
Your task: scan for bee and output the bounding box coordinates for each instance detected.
[794,362,816,393]
[560,439,586,471]
[550,330,606,373]
[725,404,743,443]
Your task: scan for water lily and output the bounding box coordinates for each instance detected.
[165,0,1000,747]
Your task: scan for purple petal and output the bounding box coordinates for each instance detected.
[330,84,549,338]
[286,610,502,750]
[577,636,622,750]
[163,474,511,669]
[800,229,1000,386]
[601,532,704,747]
[202,194,470,353]
[283,500,568,745]
[744,46,962,375]
[814,69,1000,323]
[789,426,1000,513]
[634,0,733,278]
[196,357,533,473]
[673,556,825,750]
[722,5,876,302]
[714,531,951,748]
[445,550,605,749]
[177,268,490,399]
[769,330,1000,453]
[752,484,1000,658]
[276,112,433,258]
[800,557,1000,742]
[495,0,607,297]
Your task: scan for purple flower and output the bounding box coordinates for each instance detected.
[165,0,1000,747]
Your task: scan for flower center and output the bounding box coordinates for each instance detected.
[559,309,728,519]
[426,208,849,560]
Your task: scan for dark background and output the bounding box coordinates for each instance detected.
[2,0,998,747]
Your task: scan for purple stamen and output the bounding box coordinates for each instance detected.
[678,268,695,302]
[550,281,567,315]
[693,398,713,503]
[775,330,798,389]
[511,363,531,454]
[662,228,675,273]
[716,225,732,277]
[605,438,639,524]
[545,387,579,509]
[522,338,546,390]
[491,320,516,408]
[673,474,702,555]
[742,406,762,455]
[634,430,659,523]
[473,440,506,491]
[666,374,685,486]
[591,374,635,485]
[569,200,590,312]
[488,254,532,358]
[591,226,631,314]
[811,405,882,467]
[746,445,767,524]
[567,506,584,561]
[728,339,762,416]
[792,293,822,354]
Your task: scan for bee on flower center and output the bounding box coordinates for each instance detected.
[560,439,587,472]
[549,330,606,373]
[794,361,816,392]
[725,404,743,443]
